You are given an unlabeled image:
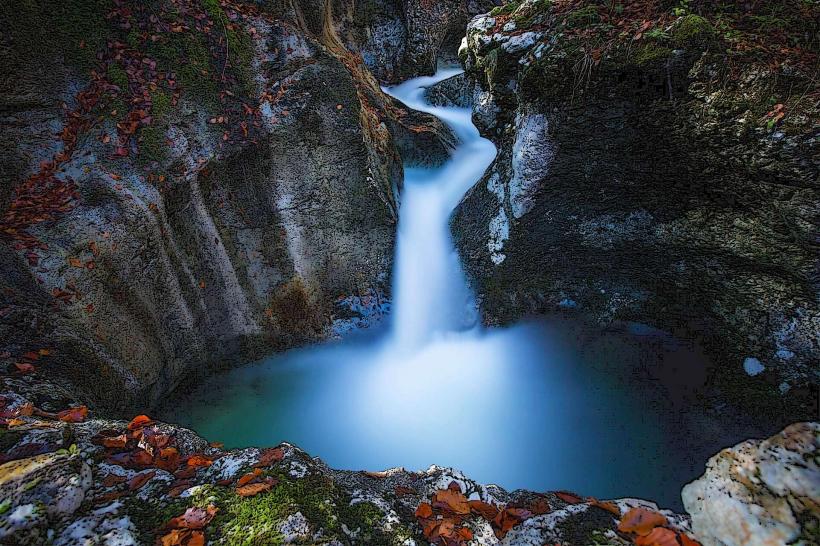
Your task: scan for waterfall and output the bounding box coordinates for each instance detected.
[383,68,497,349]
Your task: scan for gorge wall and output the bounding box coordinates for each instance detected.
[451,0,819,419]
[0,0,480,414]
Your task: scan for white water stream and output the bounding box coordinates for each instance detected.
[163,68,754,509]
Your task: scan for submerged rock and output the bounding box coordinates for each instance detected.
[682,422,820,546]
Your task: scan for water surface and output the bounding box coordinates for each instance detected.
[162,68,761,510]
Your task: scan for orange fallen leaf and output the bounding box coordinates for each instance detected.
[237,468,263,487]
[102,434,128,449]
[635,527,680,546]
[128,414,153,430]
[555,491,584,504]
[57,405,88,422]
[156,447,181,472]
[679,533,703,546]
[589,497,621,516]
[415,502,433,519]
[236,481,272,497]
[69,257,84,268]
[618,507,668,536]
[186,454,213,468]
[432,488,470,515]
[37,348,50,356]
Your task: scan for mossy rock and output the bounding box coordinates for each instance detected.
[672,14,716,47]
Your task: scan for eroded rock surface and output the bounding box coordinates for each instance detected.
[682,422,819,546]
[452,1,819,416]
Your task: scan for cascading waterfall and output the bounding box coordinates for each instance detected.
[164,68,737,510]
[383,68,497,349]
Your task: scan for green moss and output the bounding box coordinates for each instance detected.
[672,14,715,46]
[126,28,142,49]
[6,0,112,70]
[565,5,599,28]
[632,43,673,66]
[123,496,191,543]
[150,32,220,111]
[106,63,129,90]
[490,1,522,17]
[136,88,173,164]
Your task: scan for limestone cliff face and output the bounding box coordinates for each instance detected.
[451,2,819,416]
[0,0,457,414]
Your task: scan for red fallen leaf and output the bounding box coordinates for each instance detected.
[102,473,128,487]
[113,146,129,157]
[168,479,193,497]
[415,502,433,519]
[165,505,218,530]
[141,428,171,449]
[589,497,621,516]
[128,470,156,490]
[84,304,95,314]
[14,363,35,374]
[529,497,551,515]
[21,351,39,361]
[432,488,470,515]
[174,466,197,479]
[57,405,88,422]
[198,279,206,289]
[492,507,532,539]
[457,527,474,540]
[468,499,499,520]
[102,434,128,449]
[253,447,284,467]
[155,447,181,471]
[394,485,415,497]
[618,507,668,536]
[160,528,205,546]
[237,468,263,487]
[555,491,584,504]
[216,478,233,486]
[128,414,153,430]
[635,527,681,546]
[236,481,272,497]
[186,454,213,468]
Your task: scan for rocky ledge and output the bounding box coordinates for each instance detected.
[2,393,817,546]
[451,0,819,419]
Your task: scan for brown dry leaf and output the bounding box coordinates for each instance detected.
[414,502,433,519]
[102,474,128,487]
[254,447,284,467]
[68,257,84,268]
[57,405,88,422]
[236,481,272,497]
[165,505,218,530]
[618,507,668,536]
[635,527,681,546]
[468,499,499,521]
[529,497,551,516]
[433,488,470,515]
[492,507,532,539]
[156,447,181,472]
[128,470,156,491]
[14,363,35,374]
[555,491,584,504]
[394,485,415,497]
[102,434,128,449]
[589,497,621,516]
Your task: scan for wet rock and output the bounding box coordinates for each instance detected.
[682,422,820,546]
[0,452,92,541]
[452,2,820,417]
[425,72,473,109]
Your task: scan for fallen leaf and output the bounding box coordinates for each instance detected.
[14,363,35,374]
[468,499,499,520]
[128,470,156,491]
[635,527,680,546]
[618,507,668,536]
[102,434,128,449]
[679,533,703,546]
[57,405,88,422]
[555,491,584,504]
[254,447,284,467]
[589,497,621,516]
[432,488,470,515]
[102,473,128,487]
[165,505,218,530]
[415,502,433,519]
[492,507,532,539]
[128,414,153,430]
[186,454,213,468]
[236,481,272,497]
[237,468,263,487]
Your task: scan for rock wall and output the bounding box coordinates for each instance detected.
[452,1,819,418]
[0,0,455,414]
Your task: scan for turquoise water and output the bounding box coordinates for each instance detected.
[161,69,759,510]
